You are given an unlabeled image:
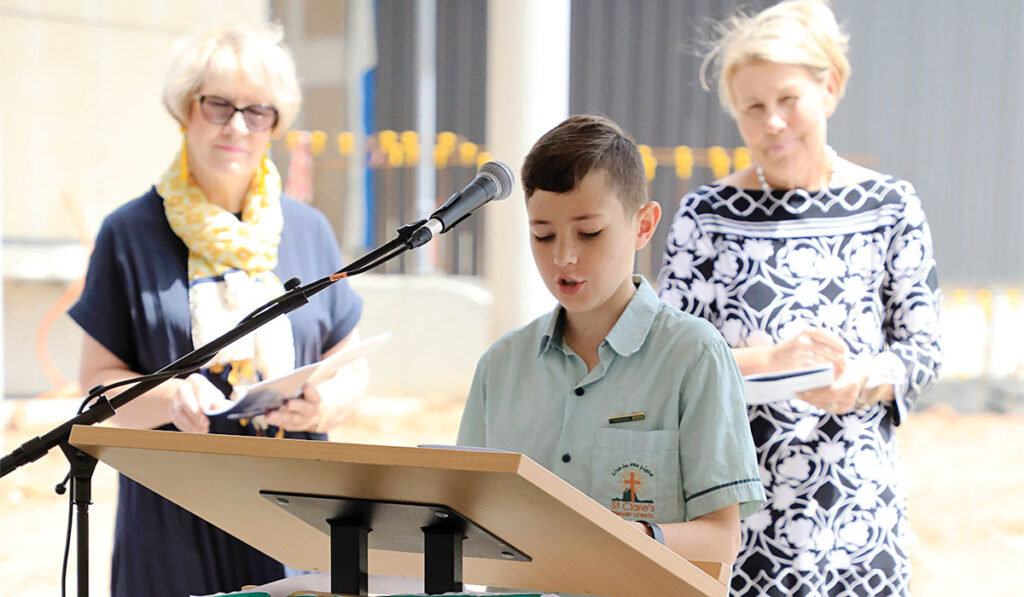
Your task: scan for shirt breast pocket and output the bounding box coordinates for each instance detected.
[590,427,681,523]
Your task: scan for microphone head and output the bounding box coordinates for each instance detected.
[478,161,515,201]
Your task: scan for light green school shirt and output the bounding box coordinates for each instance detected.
[457,276,765,523]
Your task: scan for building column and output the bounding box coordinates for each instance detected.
[484,0,570,338]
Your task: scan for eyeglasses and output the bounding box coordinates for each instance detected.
[196,94,279,132]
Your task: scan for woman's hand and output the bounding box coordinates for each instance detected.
[770,328,848,378]
[169,373,232,433]
[796,367,867,415]
[264,384,323,432]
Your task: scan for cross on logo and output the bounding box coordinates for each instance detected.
[620,471,647,502]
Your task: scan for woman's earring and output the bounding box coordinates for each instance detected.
[179,127,190,184]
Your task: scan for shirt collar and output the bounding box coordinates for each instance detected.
[605,275,659,356]
[538,275,659,357]
[539,306,566,355]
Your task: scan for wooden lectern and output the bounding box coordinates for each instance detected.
[69,425,729,597]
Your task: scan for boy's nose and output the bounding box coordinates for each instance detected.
[553,240,577,266]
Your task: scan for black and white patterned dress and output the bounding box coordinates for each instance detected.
[657,178,942,596]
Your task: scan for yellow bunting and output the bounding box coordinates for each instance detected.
[951,288,970,305]
[437,131,457,150]
[733,147,751,171]
[378,129,398,151]
[337,132,355,157]
[401,131,420,165]
[976,288,993,316]
[637,144,657,181]
[387,143,405,167]
[405,144,420,165]
[707,146,731,179]
[476,151,493,169]
[310,130,327,155]
[400,130,419,146]
[1007,288,1022,308]
[458,142,478,167]
[434,143,452,168]
[674,146,693,180]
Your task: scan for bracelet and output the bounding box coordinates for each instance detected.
[637,520,665,545]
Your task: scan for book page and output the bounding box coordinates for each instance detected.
[743,363,835,405]
[204,333,390,420]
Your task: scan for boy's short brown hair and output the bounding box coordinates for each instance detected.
[521,114,648,213]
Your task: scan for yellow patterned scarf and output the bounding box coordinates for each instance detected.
[158,151,295,387]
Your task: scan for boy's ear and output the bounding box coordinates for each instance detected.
[633,201,662,250]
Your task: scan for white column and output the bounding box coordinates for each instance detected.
[484,0,570,338]
[415,0,437,272]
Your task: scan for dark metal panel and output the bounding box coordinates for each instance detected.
[375,0,417,132]
[830,0,1024,284]
[437,0,487,142]
[568,0,1023,284]
[376,0,487,142]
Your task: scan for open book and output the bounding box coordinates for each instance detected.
[742,363,835,405]
[204,333,390,420]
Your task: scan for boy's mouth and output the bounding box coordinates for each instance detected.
[558,277,583,294]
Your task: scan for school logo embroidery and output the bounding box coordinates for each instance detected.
[610,463,655,519]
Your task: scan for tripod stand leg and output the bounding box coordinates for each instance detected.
[60,443,98,597]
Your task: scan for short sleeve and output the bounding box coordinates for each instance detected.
[68,216,137,368]
[456,354,489,447]
[677,330,765,520]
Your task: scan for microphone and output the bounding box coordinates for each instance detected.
[409,160,514,248]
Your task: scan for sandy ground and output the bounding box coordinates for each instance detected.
[1,398,1022,596]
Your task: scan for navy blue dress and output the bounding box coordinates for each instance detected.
[69,187,362,597]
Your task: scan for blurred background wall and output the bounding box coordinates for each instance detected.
[2,0,1022,410]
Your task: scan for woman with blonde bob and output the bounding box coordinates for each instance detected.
[657,1,941,594]
[70,23,367,596]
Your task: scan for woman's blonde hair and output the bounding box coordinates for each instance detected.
[162,23,301,134]
[701,0,850,113]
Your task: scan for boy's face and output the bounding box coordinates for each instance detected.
[527,170,659,321]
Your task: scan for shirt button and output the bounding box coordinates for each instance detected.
[562,453,571,463]
[574,387,585,396]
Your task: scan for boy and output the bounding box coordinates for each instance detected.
[457,115,764,564]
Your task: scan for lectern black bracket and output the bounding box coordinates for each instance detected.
[261,491,531,596]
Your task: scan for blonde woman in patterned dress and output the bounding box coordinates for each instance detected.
[657,1,941,595]
[70,24,367,597]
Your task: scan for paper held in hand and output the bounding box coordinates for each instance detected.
[742,363,835,405]
[204,333,390,420]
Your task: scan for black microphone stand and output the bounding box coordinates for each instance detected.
[0,218,427,597]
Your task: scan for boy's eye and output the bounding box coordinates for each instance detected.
[532,233,554,242]
[781,95,797,103]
